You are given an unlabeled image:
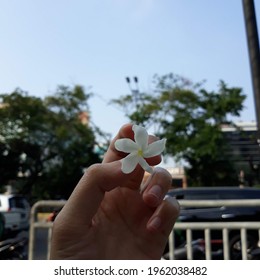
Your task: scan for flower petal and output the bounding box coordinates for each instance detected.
[132,124,148,150]
[138,157,153,174]
[115,139,138,153]
[143,138,166,158]
[121,153,139,174]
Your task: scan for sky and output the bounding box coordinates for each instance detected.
[0,0,259,140]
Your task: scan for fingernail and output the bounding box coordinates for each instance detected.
[148,216,161,231]
[140,171,155,193]
[148,185,162,205]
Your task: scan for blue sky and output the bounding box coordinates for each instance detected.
[0,0,259,137]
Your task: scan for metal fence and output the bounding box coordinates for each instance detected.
[28,200,66,260]
[168,199,260,260]
[28,199,260,260]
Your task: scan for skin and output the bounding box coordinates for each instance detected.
[50,123,180,259]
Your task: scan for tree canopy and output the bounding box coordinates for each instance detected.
[0,85,101,201]
[112,73,247,186]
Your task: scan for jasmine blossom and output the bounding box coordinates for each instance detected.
[115,124,166,174]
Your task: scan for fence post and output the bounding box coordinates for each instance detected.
[241,228,248,260]
[204,228,211,260]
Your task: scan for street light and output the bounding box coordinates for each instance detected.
[125,76,140,108]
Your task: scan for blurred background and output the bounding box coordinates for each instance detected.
[0,0,260,260]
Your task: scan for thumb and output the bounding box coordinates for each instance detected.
[57,161,130,226]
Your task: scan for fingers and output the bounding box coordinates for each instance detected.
[147,196,180,235]
[142,167,172,208]
[54,121,167,228]
[142,167,180,236]
[103,123,134,163]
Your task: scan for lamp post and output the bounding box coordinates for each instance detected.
[125,76,140,109]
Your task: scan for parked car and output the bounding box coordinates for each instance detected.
[165,187,260,259]
[0,194,30,235]
[168,186,260,221]
[0,213,5,240]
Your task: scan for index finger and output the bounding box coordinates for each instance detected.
[102,123,134,163]
[54,161,130,227]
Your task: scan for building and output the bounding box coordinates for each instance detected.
[165,167,187,188]
[221,122,260,164]
[221,122,260,186]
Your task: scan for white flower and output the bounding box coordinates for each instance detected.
[115,124,166,174]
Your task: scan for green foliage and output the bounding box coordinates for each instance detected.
[112,73,246,186]
[0,86,101,201]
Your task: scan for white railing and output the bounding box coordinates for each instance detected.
[168,199,260,260]
[28,200,66,260]
[28,199,260,260]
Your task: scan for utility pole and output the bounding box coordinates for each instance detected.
[242,0,260,138]
[243,0,260,185]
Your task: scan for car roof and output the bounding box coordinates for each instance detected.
[167,187,260,199]
[0,194,25,197]
[0,194,27,200]
[169,187,260,192]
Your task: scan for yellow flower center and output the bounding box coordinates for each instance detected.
[137,149,143,157]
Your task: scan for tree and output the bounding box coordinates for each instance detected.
[112,73,246,186]
[0,86,101,201]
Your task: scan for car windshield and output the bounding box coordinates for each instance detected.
[9,197,27,209]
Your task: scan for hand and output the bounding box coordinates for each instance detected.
[50,124,179,259]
